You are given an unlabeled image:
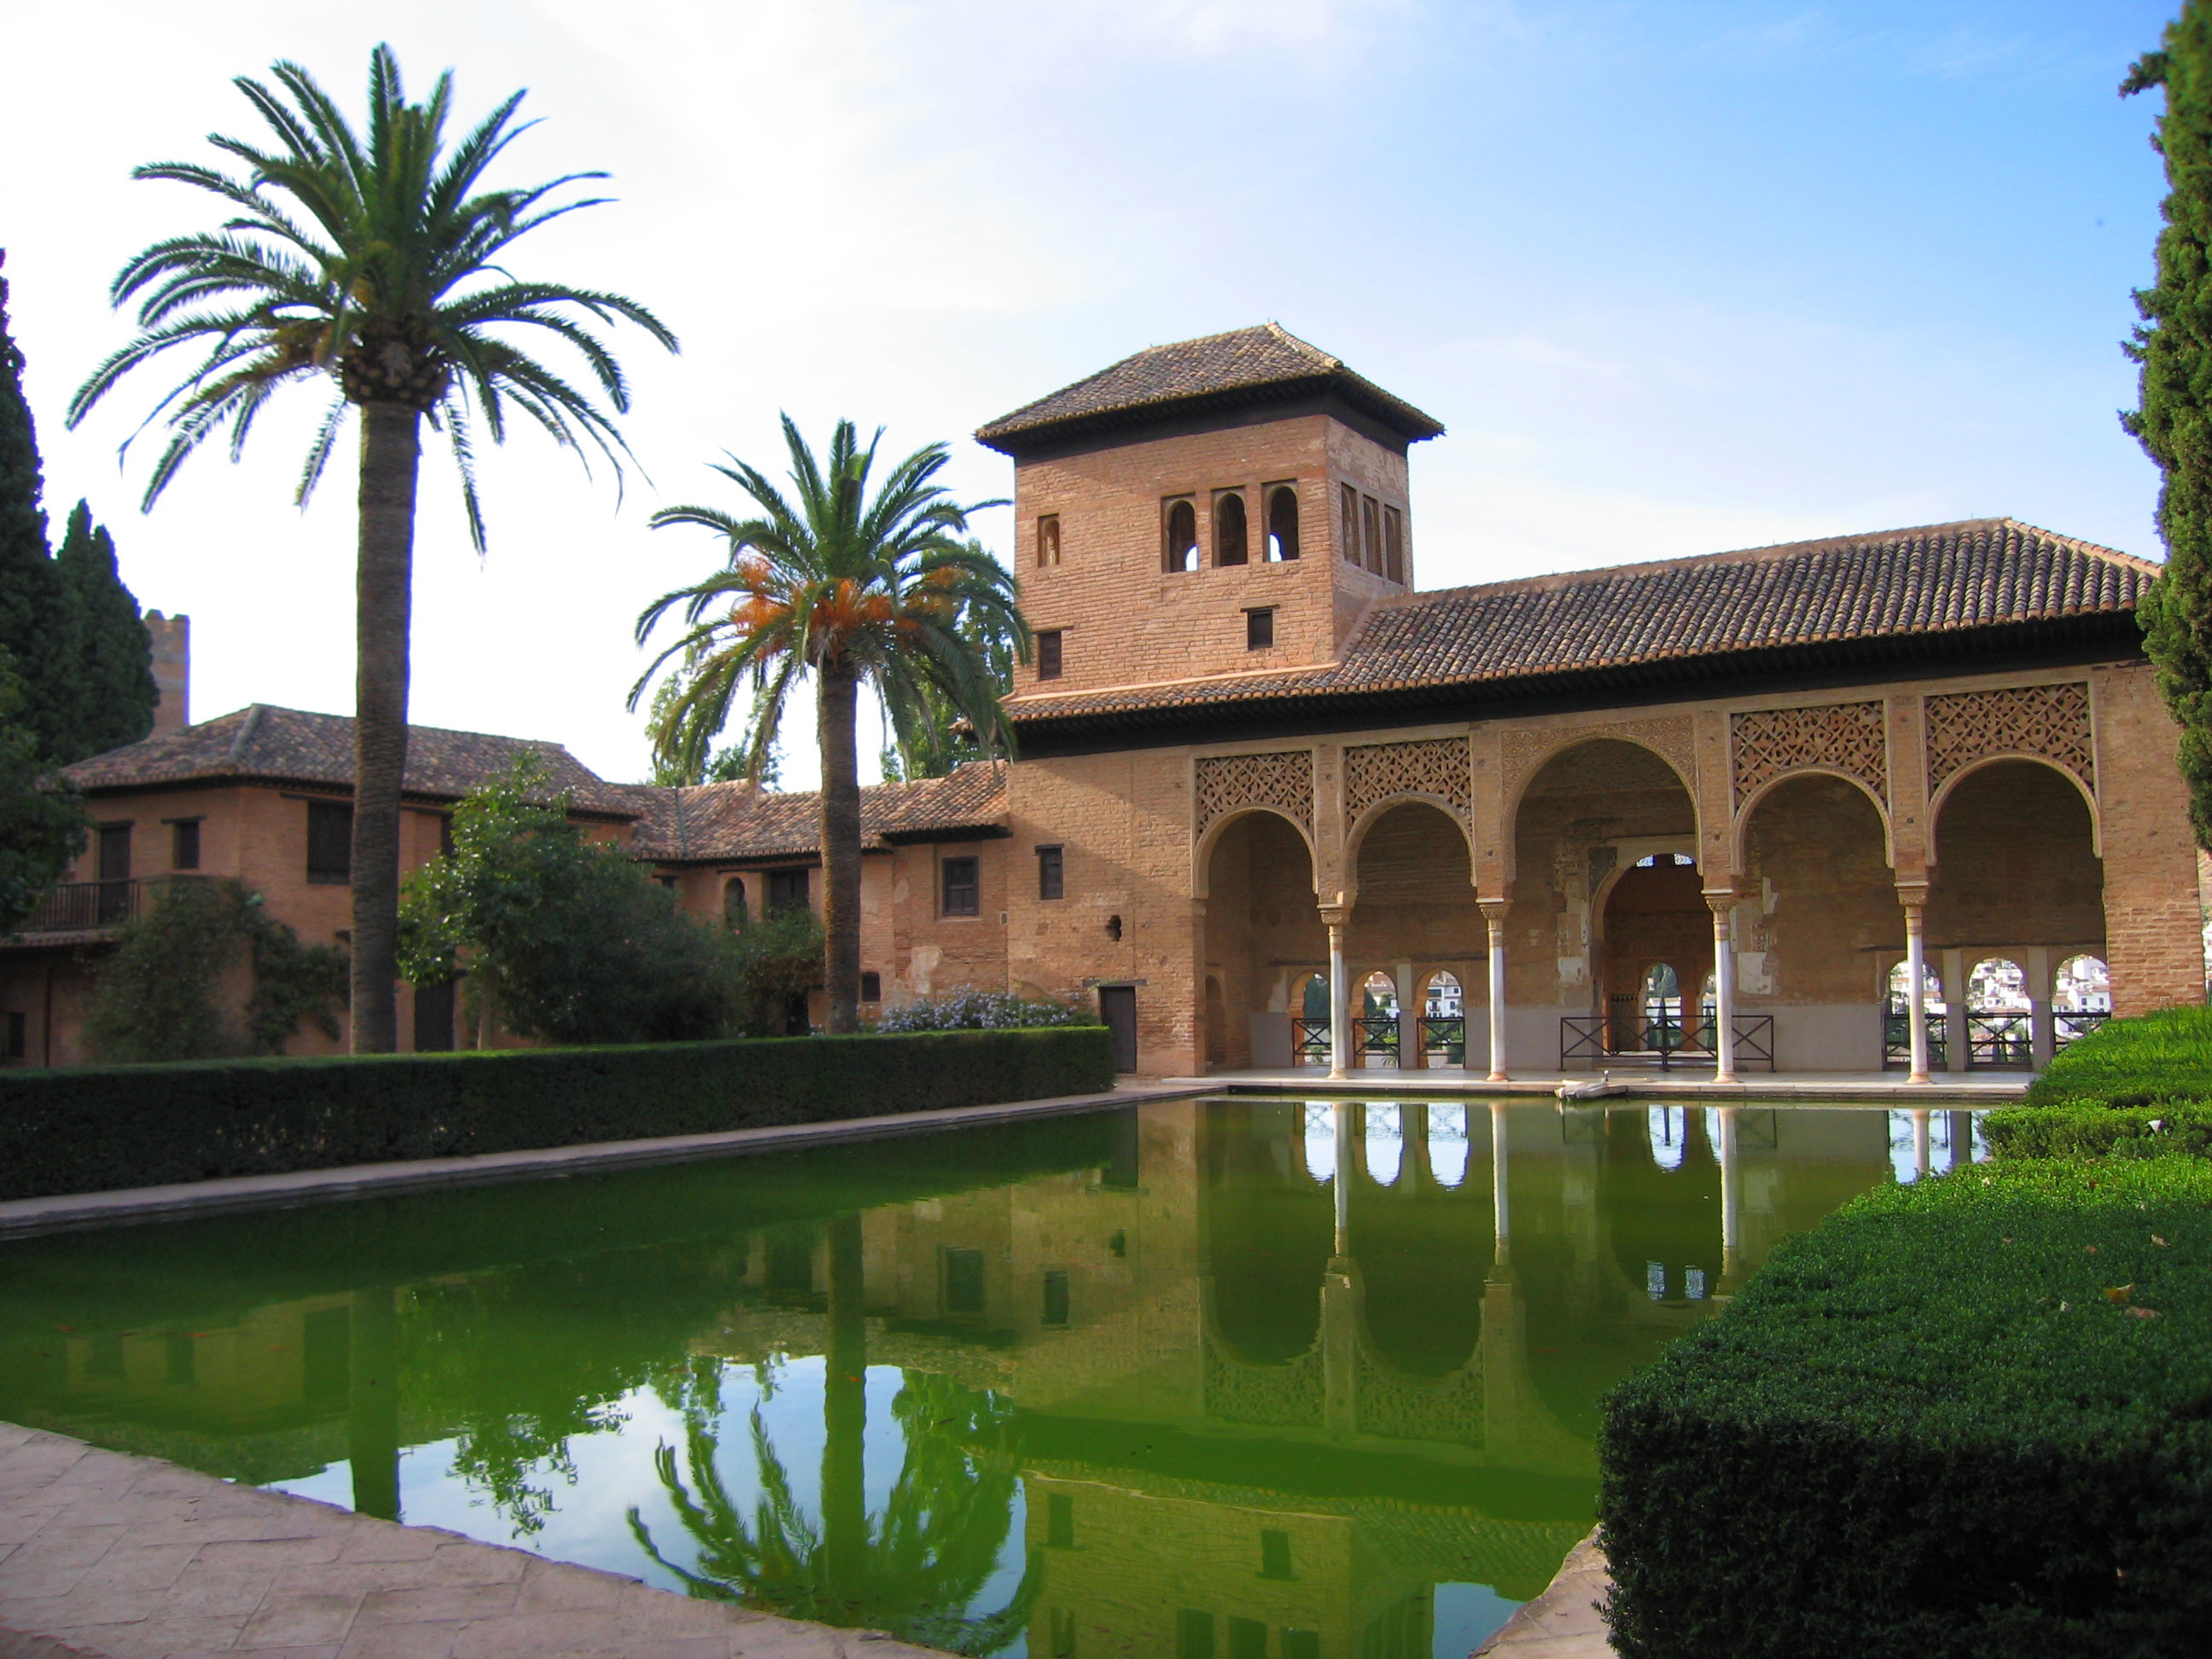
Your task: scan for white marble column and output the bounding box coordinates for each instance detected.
[1332,1102,1353,1255]
[1482,902,1510,1084]
[1490,1101,1511,1267]
[1715,1105,1742,1284]
[1901,893,1931,1086]
[1708,895,1738,1085]
[1326,916,1349,1080]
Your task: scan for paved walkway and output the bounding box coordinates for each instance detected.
[0,1082,1206,1240]
[1473,1533,1614,1658]
[0,1423,946,1659]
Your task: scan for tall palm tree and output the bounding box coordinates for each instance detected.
[68,45,677,1051]
[632,417,1022,1034]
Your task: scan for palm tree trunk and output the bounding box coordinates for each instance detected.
[818,661,863,1034]
[351,401,421,1053]
[821,1212,867,1615]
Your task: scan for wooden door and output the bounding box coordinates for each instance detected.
[1099,985,1138,1073]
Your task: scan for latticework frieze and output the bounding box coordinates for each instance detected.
[1925,683,2094,796]
[1194,748,1314,840]
[1499,717,1697,800]
[1202,1339,1324,1429]
[1344,736,1472,823]
[1730,701,1888,809]
[1353,1347,1486,1447]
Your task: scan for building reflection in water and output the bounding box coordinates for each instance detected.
[0,1101,1927,1657]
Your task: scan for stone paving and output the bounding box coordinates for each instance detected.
[1471,1534,1615,1659]
[0,1423,946,1659]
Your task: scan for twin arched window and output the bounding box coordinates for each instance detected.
[1164,487,1303,573]
[1163,499,1199,573]
[1215,492,1248,565]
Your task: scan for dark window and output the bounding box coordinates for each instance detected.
[1176,1611,1215,1659]
[1383,504,1406,583]
[767,867,809,916]
[1038,845,1064,900]
[1228,1619,1267,1659]
[1340,483,1359,562]
[860,970,882,1003]
[723,877,747,927]
[439,813,455,858]
[1362,494,1382,573]
[413,980,456,1052]
[1266,484,1300,560]
[945,1248,986,1313]
[169,819,201,870]
[1214,491,1248,566]
[1163,498,1198,573]
[96,823,131,882]
[1283,1632,1321,1659]
[656,874,679,890]
[1046,1492,1074,1548]
[306,801,351,885]
[1260,1529,1294,1579]
[1245,608,1274,651]
[942,855,981,917]
[3,1012,23,1060]
[1037,629,1063,681]
[1042,1270,1069,1326]
[1038,514,1061,568]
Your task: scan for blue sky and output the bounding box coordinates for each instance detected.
[0,1,2180,785]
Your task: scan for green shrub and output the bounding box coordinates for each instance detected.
[0,1025,1116,1202]
[1598,1158,2212,1658]
[873,988,1098,1032]
[2023,1003,2212,1109]
[1984,1098,2212,1161]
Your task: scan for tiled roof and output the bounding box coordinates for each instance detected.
[64,705,635,814]
[632,763,1010,863]
[1005,519,2157,729]
[975,323,1445,453]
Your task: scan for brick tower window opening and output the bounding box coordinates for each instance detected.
[1382,504,1406,584]
[1036,629,1063,680]
[722,876,747,928]
[169,818,201,870]
[941,854,981,917]
[1163,498,1199,573]
[1038,843,1065,900]
[1266,483,1300,561]
[1361,495,1382,574]
[1245,607,1275,650]
[1036,513,1061,568]
[1214,489,1249,566]
[859,969,882,1003]
[1339,483,1359,562]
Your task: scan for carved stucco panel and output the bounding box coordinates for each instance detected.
[1924,683,2094,796]
[1194,748,1316,841]
[1342,736,1473,824]
[1729,701,1889,809]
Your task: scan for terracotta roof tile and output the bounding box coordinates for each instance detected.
[1005,519,2156,727]
[64,705,633,814]
[630,764,1010,863]
[975,323,1444,452]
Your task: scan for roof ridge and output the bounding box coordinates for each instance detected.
[226,705,267,763]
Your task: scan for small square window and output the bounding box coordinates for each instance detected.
[170,819,201,870]
[1037,514,1061,568]
[945,1247,986,1313]
[767,867,809,915]
[1038,845,1064,901]
[1245,608,1274,651]
[1260,1529,1293,1579]
[1037,630,1063,681]
[1042,1269,1069,1326]
[860,970,882,1003]
[942,855,981,917]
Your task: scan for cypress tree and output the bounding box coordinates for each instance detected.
[54,500,154,760]
[2126,9,2212,847]
[0,252,75,762]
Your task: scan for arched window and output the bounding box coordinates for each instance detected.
[1214,491,1248,566]
[2054,954,2110,1012]
[1163,498,1198,573]
[1360,970,1400,1067]
[1648,1104,1687,1172]
[1365,1102,1402,1185]
[1304,1100,1336,1185]
[1427,1103,1469,1189]
[1886,959,1943,1013]
[722,877,747,928]
[1641,963,1681,1038]
[1036,514,1061,568]
[1968,958,2029,1011]
[1422,970,1465,1066]
[1266,486,1300,561]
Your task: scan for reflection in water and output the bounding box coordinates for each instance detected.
[0,1101,1976,1658]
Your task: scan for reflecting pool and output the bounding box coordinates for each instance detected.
[0,1099,1982,1656]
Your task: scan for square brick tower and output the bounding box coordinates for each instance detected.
[975,324,1443,700]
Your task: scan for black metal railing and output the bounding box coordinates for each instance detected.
[1419,1014,1466,1066]
[1561,1011,1773,1071]
[16,880,143,934]
[1882,1006,1948,1070]
[1359,1014,1400,1065]
[1291,1016,1332,1066]
[1965,1012,2033,1069]
[2054,1010,2109,1049]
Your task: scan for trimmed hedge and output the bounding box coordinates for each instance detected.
[2021,1003,2212,1109]
[0,1026,1115,1202]
[1984,1098,2212,1161]
[1598,1159,2212,1658]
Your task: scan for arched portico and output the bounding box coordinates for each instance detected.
[1340,800,1484,1072]
[1199,808,1327,1070]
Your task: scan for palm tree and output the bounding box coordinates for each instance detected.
[632,417,1022,1034]
[68,45,677,1051]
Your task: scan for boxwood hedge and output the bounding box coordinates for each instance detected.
[0,1026,1116,1202]
[1598,1158,2212,1659]
[2021,1003,2212,1110]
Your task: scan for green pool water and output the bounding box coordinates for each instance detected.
[0,1099,1982,1656]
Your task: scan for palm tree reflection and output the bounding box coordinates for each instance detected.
[628,1215,1041,1655]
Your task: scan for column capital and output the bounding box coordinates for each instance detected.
[1702,886,1738,915]
[1478,899,1511,925]
[1318,905,1351,929]
[1894,880,1930,909]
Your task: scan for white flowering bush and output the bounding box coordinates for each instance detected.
[872,988,1097,1031]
